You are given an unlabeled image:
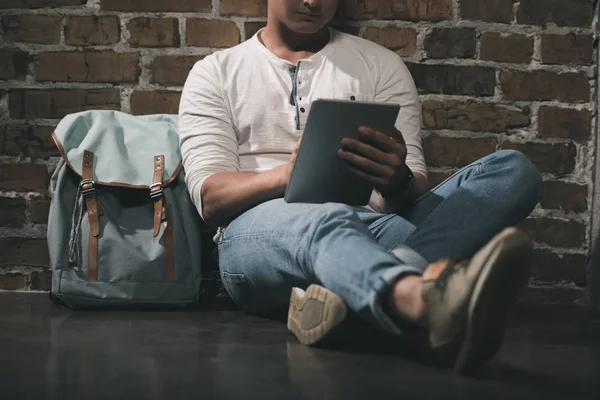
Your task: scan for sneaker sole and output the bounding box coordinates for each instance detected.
[454,227,532,375]
[287,285,348,346]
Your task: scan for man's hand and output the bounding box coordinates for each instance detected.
[277,139,301,188]
[337,126,409,198]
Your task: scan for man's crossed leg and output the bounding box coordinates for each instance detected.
[217,150,542,374]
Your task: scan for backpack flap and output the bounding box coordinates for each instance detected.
[52,110,182,188]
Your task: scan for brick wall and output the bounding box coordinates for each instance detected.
[0,0,597,304]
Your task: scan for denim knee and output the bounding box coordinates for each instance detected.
[496,149,542,208]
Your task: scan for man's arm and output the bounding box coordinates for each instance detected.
[180,58,301,229]
[375,54,430,212]
[199,169,284,229]
[379,57,428,180]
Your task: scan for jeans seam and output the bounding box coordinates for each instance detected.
[368,213,397,231]
[414,162,483,204]
[219,232,301,244]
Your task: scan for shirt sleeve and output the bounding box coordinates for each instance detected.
[374,56,427,179]
[178,56,240,221]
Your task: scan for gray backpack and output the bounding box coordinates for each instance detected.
[48,110,204,309]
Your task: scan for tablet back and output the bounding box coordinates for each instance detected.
[284,99,400,206]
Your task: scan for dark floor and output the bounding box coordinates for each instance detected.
[1,293,599,400]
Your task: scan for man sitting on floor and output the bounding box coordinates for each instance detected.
[178,0,542,374]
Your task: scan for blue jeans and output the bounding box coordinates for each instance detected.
[217,150,542,334]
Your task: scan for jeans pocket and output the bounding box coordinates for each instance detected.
[220,271,279,315]
[220,272,249,303]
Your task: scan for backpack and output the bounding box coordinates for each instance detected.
[47,110,205,309]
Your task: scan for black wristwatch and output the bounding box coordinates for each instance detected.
[397,166,415,197]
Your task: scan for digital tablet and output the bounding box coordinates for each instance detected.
[284,99,401,206]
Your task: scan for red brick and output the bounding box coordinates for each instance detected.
[424,28,476,59]
[424,136,497,168]
[0,50,28,80]
[127,17,180,48]
[480,33,533,64]
[0,197,26,227]
[538,106,591,140]
[1,125,59,159]
[517,0,593,28]
[362,26,417,57]
[531,250,586,285]
[520,286,584,304]
[0,163,48,192]
[1,15,61,44]
[30,269,52,291]
[541,34,593,65]
[408,63,495,96]
[0,238,49,267]
[422,100,530,132]
[499,71,590,102]
[427,170,454,187]
[500,142,576,175]
[9,89,120,119]
[151,55,203,86]
[101,0,211,12]
[220,0,267,17]
[343,0,453,21]
[29,198,50,224]
[0,0,85,8]
[244,21,266,40]
[540,181,588,213]
[65,16,120,46]
[460,0,514,23]
[519,218,585,249]
[130,91,181,115]
[0,273,26,290]
[36,51,140,83]
[187,19,240,48]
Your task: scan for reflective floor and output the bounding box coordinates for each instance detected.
[1,293,599,400]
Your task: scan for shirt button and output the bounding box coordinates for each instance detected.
[299,97,302,101]
[300,107,306,113]
[350,95,356,101]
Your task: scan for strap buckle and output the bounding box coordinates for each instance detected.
[150,182,163,200]
[80,179,96,196]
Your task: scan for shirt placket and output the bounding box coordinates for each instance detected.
[287,60,312,132]
[296,62,310,130]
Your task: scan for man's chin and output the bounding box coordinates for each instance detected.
[286,21,328,35]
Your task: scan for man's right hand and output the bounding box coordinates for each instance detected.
[285,140,301,185]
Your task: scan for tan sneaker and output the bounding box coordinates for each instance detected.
[422,227,533,374]
[287,284,348,346]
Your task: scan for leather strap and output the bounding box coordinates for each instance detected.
[81,150,100,281]
[150,155,174,281]
[151,155,164,238]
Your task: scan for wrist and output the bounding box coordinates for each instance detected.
[269,165,288,196]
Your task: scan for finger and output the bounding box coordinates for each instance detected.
[338,149,389,177]
[357,126,405,153]
[344,163,386,188]
[340,137,387,163]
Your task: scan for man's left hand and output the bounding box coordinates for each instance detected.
[337,125,409,198]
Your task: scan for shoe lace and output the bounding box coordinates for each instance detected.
[435,258,469,290]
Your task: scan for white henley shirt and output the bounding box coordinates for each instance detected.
[178,26,426,222]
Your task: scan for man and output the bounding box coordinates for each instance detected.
[178,0,542,374]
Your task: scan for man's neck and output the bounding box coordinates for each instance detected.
[259,21,330,64]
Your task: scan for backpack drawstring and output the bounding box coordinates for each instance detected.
[68,184,85,266]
